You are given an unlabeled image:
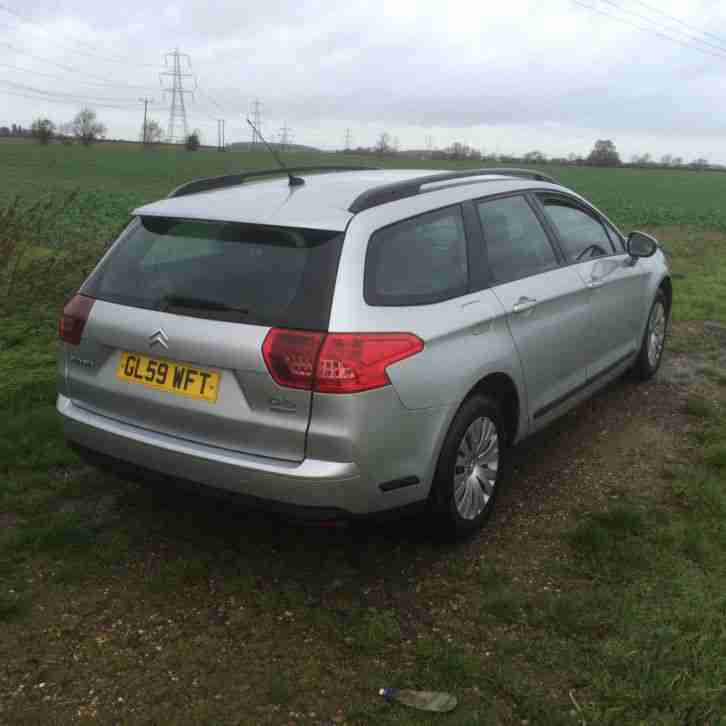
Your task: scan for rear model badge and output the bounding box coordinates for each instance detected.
[269,397,297,413]
[70,355,97,369]
[149,329,169,350]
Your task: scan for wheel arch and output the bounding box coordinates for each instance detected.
[465,372,521,446]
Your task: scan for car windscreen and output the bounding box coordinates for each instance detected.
[81,217,344,330]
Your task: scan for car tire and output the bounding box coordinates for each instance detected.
[428,394,508,539]
[631,288,669,381]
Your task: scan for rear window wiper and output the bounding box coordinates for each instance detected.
[162,296,250,316]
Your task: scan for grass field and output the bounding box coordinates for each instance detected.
[4,138,726,238]
[1,139,726,724]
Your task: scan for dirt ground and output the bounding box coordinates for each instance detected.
[1,321,724,725]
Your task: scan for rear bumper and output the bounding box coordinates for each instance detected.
[57,394,425,516]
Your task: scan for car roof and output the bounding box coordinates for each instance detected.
[133,169,565,232]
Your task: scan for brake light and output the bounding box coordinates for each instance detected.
[59,294,95,345]
[262,329,424,394]
[262,329,326,390]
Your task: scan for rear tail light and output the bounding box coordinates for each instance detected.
[262,329,326,390]
[262,329,424,394]
[59,294,95,345]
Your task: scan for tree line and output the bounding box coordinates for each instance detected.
[3,108,202,150]
[341,136,714,170]
[2,119,716,169]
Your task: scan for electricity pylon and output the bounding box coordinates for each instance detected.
[160,49,195,144]
[250,98,263,144]
[278,122,292,151]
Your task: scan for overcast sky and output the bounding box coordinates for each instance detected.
[2,0,726,162]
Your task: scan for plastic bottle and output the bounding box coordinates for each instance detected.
[379,687,458,712]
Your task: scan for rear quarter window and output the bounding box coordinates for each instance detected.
[364,205,469,306]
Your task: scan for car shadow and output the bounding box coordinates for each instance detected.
[105,373,670,586]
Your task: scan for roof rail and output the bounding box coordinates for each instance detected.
[168,165,378,198]
[347,167,559,213]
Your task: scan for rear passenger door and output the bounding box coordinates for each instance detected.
[474,193,591,424]
[536,194,648,381]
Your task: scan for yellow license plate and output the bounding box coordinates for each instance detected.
[116,352,220,403]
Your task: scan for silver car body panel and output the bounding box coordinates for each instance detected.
[59,170,671,516]
[65,300,313,462]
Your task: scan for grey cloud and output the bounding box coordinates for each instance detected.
[4,0,726,160]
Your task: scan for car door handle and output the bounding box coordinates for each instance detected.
[512,296,538,314]
[471,322,491,336]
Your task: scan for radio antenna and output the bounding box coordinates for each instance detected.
[246,118,304,187]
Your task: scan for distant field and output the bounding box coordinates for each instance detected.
[3,138,726,243]
[3,138,726,724]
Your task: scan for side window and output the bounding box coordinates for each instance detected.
[476,195,559,285]
[365,206,469,306]
[540,198,615,262]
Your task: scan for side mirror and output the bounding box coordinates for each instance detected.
[627,231,658,258]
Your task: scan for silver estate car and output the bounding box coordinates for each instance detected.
[57,167,670,537]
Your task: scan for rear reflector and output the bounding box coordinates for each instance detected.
[59,294,95,345]
[262,329,424,394]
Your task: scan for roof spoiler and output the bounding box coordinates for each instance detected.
[168,166,378,198]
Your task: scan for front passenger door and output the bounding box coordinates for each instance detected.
[537,195,647,380]
[475,194,591,426]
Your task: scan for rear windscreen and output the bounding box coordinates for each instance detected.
[82,217,343,330]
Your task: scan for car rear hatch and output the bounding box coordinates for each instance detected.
[61,216,343,462]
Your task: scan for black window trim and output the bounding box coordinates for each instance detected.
[467,188,566,288]
[531,191,626,266]
[603,217,627,251]
[363,202,473,308]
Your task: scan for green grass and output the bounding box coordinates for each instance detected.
[3,137,726,236]
[2,138,726,321]
[3,138,726,724]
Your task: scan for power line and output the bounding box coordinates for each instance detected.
[0,42,158,88]
[0,2,158,68]
[250,97,263,144]
[216,118,226,151]
[598,0,726,55]
[195,86,226,113]
[0,86,141,111]
[0,79,138,105]
[139,97,153,144]
[571,1,726,61]
[0,61,153,89]
[278,122,292,150]
[631,0,726,48]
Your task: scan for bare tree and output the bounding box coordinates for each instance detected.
[375,132,391,155]
[523,150,546,163]
[631,153,652,166]
[72,108,106,146]
[57,121,75,145]
[186,129,201,151]
[31,118,55,145]
[140,119,163,146]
